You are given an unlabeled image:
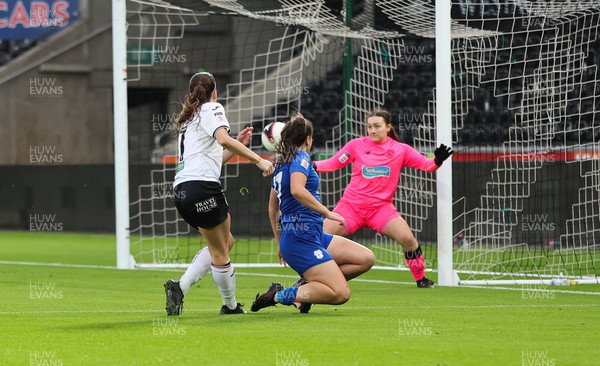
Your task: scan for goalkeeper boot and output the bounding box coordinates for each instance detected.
[220,303,247,315]
[164,279,184,316]
[292,278,312,314]
[251,282,283,312]
[416,277,435,288]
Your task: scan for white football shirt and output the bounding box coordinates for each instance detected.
[173,102,230,187]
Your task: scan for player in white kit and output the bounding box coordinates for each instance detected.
[164,72,274,315]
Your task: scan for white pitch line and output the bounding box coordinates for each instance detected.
[0,261,413,285]
[461,284,600,296]
[1,260,598,296]
[0,261,116,270]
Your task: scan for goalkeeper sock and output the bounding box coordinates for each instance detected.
[404,245,425,281]
[275,287,299,306]
[211,261,238,310]
[179,246,211,295]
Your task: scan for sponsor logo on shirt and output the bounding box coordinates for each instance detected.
[214,111,225,121]
[338,152,350,163]
[301,157,310,170]
[362,165,391,178]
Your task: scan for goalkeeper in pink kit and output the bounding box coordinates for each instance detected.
[315,108,453,287]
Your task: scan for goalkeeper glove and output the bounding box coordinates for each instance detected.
[434,144,453,166]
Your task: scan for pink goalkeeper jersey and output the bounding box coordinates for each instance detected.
[314,137,439,207]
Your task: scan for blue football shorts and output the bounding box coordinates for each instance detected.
[279,221,334,276]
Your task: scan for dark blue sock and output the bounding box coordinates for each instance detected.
[275,287,299,306]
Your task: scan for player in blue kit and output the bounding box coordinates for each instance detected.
[251,113,375,313]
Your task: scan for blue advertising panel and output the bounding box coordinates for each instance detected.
[0,0,79,40]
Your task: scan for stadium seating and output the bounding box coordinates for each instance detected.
[293,34,600,147]
[320,91,342,110]
[0,39,38,67]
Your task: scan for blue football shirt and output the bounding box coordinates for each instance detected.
[272,150,322,224]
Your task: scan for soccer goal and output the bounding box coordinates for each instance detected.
[116,0,600,286]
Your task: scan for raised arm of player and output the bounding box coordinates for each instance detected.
[401,143,453,173]
[222,126,253,164]
[313,141,355,173]
[215,127,274,176]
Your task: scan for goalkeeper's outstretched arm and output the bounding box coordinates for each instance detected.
[313,141,355,173]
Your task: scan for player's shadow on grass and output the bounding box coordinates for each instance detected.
[182,308,349,325]
[50,308,348,332]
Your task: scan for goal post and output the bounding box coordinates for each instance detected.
[117,0,600,287]
[112,0,131,269]
[435,0,456,286]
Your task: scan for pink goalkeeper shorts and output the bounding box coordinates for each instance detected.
[332,198,400,235]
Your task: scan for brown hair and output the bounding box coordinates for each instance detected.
[276,112,314,166]
[366,108,400,142]
[176,72,216,132]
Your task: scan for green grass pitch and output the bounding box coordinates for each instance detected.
[1,231,599,366]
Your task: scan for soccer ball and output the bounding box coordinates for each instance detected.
[261,122,285,152]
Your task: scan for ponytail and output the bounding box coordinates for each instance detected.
[176,72,216,133]
[276,112,314,166]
